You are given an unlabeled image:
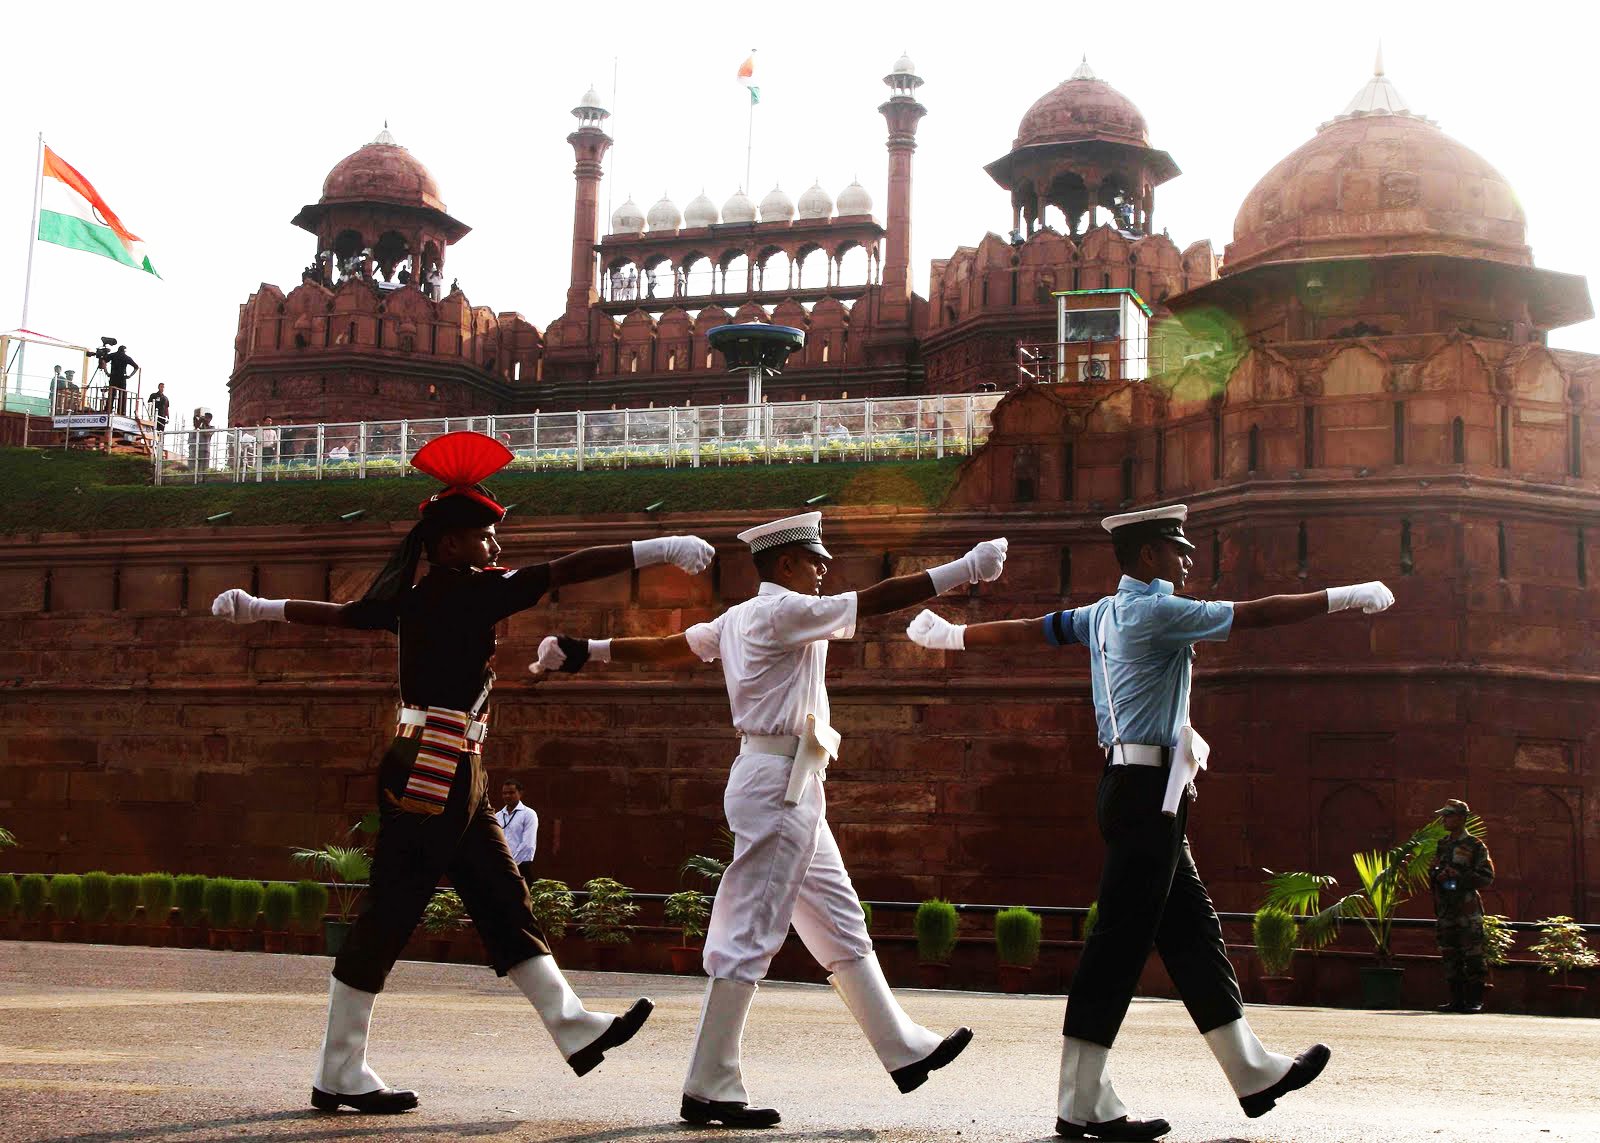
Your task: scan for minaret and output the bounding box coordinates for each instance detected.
[547,86,611,379]
[876,52,925,332]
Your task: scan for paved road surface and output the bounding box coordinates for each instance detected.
[0,943,1594,1142]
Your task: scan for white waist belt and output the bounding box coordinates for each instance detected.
[398,705,489,743]
[740,734,801,758]
[1109,743,1167,767]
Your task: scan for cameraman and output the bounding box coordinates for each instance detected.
[1430,799,1496,1014]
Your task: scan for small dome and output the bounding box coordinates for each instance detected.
[684,192,719,228]
[797,180,833,220]
[610,195,644,235]
[759,185,795,223]
[1014,66,1148,149]
[722,189,757,224]
[646,193,682,232]
[892,52,917,75]
[836,179,873,216]
[321,128,446,212]
[577,86,606,111]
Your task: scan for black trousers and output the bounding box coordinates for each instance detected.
[334,736,551,994]
[1063,764,1243,1047]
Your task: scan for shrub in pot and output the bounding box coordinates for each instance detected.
[174,875,208,946]
[140,874,176,946]
[203,878,235,950]
[293,880,330,954]
[1081,901,1099,941]
[860,900,872,932]
[261,883,296,953]
[19,873,49,939]
[81,871,113,940]
[422,889,467,961]
[49,874,84,940]
[578,878,638,964]
[995,907,1042,994]
[231,880,266,951]
[663,890,711,975]
[915,899,959,988]
[0,874,17,938]
[109,874,142,942]
[1253,906,1299,1005]
[528,879,575,943]
[1531,915,1598,1016]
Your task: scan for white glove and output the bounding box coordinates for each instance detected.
[927,537,1009,594]
[633,535,716,575]
[1327,581,1395,614]
[210,588,287,624]
[530,635,566,675]
[906,609,966,651]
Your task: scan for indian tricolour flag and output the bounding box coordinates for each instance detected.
[737,50,759,105]
[37,146,159,276]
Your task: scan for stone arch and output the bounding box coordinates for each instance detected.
[1415,334,1494,393]
[1314,782,1391,879]
[656,307,692,373]
[1507,347,1568,404]
[1320,344,1390,398]
[691,304,732,371]
[806,297,849,366]
[1510,786,1579,920]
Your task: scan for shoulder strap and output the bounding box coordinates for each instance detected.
[1096,606,1124,747]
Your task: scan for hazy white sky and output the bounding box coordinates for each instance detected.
[3,0,1597,427]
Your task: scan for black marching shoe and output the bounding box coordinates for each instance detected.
[310,1086,419,1114]
[1459,980,1484,1014]
[1055,1115,1171,1140]
[567,998,654,1077]
[891,1026,974,1094]
[680,1094,782,1128]
[1239,1043,1331,1119]
[1437,981,1465,1013]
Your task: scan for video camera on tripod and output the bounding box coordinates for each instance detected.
[89,335,119,371]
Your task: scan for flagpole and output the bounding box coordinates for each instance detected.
[606,55,618,225]
[15,131,44,403]
[744,90,754,195]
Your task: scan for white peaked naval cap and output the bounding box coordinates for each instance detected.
[736,510,832,559]
[1100,503,1195,550]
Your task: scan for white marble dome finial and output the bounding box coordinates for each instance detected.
[722,188,757,224]
[797,180,833,220]
[646,192,682,232]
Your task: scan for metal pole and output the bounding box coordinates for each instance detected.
[744,73,754,197]
[576,411,586,472]
[813,400,821,464]
[358,421,367,480]
[864,398,872,462]
[16,133,44,401]
[916,397,923,459]
[531,412,540,472]
[935,395,945,459]
[399,421,409,473]
[153,428,163,484]
[316,424,325,480]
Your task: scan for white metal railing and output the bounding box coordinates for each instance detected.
[151,393,1006,485]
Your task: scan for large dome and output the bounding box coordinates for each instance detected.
[1012,59,1148,150]
[320,128,447,212]
[1226,75,1529,274]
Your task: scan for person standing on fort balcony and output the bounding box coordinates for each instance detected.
[1430,798,1495,1014]
[145,382,170,433]
[209,430,716,1115]
[532,512,1004,1129]
[907,504,1397,1142]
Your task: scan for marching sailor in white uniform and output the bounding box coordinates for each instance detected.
[531,511,1006,1128]
[907,504,1395,1141]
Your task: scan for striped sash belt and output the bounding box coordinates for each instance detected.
[392,705,488,814]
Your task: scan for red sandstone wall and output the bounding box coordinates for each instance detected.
[1,490,1594,922]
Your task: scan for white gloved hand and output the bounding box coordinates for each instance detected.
[210,588,287,624]
[906,609,966,651]
[633,535,716,575]
[529,635,566,675]
[1326,581,1396,614]
[927,537,1009,594]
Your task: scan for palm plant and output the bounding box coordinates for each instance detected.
[1262,815,1483,966]
[680,828,737,887]
[0,825,16,849]
[290,844,371,923]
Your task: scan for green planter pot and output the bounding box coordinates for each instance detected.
[323,920,352,957]
[1359,966,1405,1009]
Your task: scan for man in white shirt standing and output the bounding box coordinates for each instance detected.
[531,511,1007,1129]
[497,780,539,885]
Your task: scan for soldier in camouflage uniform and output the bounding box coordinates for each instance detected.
[1430,799,1496,1013]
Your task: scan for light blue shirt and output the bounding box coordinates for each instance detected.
[1043,575,1234,749]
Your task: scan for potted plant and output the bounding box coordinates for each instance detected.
[261,882,296,954]
[915,899,959,988]
[422,889,467,961]
[140,873,176,947]
[174,875,208,947]
[1530,915,1598,1017]
[291,843,371,957]
[203,878,234,950]
[18,874,48,940]
[663,890,711,975]
[1479,914,1514,1005]
[1253,906,1299,1005]
[108,874,142,944]
[995,906,1042,993]
[577,877,638,965]
[0,874,16,940]
[48,874,83,941]
[528,879,575,943]
[293,879,330,954]
[1263,817,1464,1009]
[860,900,873,933]
[81,871,113,943]
[1081,901,1099,942]
[230,880,265,951]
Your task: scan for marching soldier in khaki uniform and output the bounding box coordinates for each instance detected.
[212,432,715,1113]
[1430,799,1495,1013]
[909,504,1396,1141]
[532,512,1006,1128]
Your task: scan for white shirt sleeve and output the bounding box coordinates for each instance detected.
[526,808,538,863]
[770,591,858,648]
[685,612,725,662]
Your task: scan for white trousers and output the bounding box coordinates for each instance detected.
[703,751,872,983]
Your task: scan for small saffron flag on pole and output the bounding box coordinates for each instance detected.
[37,147,159,277]
[737,50,760,105]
